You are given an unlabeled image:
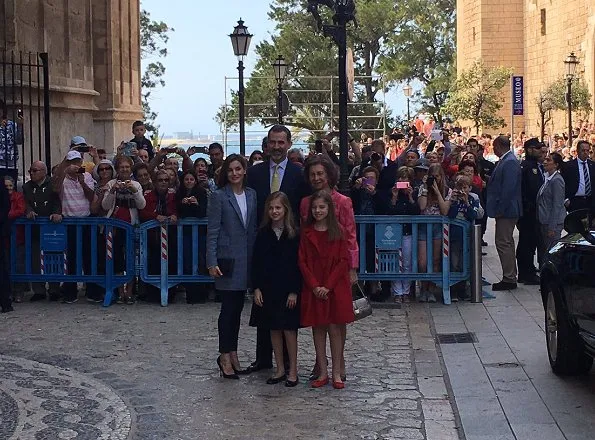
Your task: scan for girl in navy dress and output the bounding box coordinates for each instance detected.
[252,192,301,387]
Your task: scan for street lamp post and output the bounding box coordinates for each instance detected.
[403,84,413,122]
[272,55,289,124]
[307,0,356,193]
[564,52,579,149]
[229,19,253,157]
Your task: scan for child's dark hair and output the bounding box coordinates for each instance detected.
[132,120,145,130]
[306,190,342,241]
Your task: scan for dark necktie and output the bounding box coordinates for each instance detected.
[583,161,591,196]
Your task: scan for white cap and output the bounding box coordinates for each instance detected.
[65,150,82,161]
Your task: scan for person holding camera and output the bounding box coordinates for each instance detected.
[384,166,420,303]
[102,155,146,304]
[52,150,99,303]
[417,163,451,302]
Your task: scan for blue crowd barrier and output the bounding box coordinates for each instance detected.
[136,216,470,307]
[356,215,471,305]
[9,217,136,307]
[138,219,211,306]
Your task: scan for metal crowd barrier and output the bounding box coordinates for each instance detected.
[9,217,136,307]
[136,216,470,307]
[138,219,211,306]
[356,215,470,305]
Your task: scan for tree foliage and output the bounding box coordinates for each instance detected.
[140,8,173,135]
[216,0,454,136]
[443,60,513,134]
[535,77,592,140]
[378,0,456,125]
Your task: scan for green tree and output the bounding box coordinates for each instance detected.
[216,0,398,136]
[443,60,513,134]
[140,8,173,135]
[378,0,456,125]
[535,77,592,140]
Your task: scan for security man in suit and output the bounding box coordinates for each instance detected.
[562,140,594,212]
[516,138,545,285]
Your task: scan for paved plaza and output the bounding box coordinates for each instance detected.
[1,223,594,440]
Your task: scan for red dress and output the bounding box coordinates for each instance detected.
[298,225,355,327]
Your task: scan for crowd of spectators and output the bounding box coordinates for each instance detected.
[1,114,594,314]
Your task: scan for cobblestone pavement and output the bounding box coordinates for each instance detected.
[0,299,459,440]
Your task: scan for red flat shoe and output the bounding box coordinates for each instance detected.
[332,380,345,389]
[310,377,329,388]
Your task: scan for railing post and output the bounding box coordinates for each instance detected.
[103,226,114,307]
[160,224,169,307]
[442,221,451,304]
[471,224,483,303]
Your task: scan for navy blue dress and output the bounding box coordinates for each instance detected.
[250,227,301,330]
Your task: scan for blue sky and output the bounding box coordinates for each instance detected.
[141,0,274,137]
[140,1,408,138]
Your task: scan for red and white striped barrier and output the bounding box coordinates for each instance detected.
[161,225,168,261]
[443,223,449,258]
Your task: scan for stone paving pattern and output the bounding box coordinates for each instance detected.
[0,300,459,440]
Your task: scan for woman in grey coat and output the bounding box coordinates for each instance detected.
[207,154,257,379]
[537,152,566,264]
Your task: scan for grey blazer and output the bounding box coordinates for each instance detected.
[537,172,566,228]
[486,151,522,219]
[206,185,257,291]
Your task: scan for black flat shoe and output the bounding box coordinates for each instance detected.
[233,366,252,375]
[246,362,273,373]
[266,374,287,384]
[1,306,14,313]
[491,281,517,291]
[217,356,239,380]
[285,378,299,387]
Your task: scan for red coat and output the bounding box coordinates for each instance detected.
[300,190,359,268]
[139,190,177,222]
[298,225,354,327]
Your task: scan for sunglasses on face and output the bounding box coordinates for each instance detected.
[98,167,111,172]
[157,178,170,182]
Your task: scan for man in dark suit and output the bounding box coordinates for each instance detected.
[517,138,545,284]
[562,140,593,212]
[487,136,522,291]
[246,124,308,371]
[0,181,13,312]
[467,138,495,245]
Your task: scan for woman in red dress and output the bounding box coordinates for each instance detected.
[299,190,354,389]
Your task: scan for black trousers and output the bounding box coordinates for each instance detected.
[218,290,245,353]
[0,232,12,310]
[516,213,539,277]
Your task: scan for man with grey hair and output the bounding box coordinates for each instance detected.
[23,160,63,301]
[287,147,304,167]
[487,135,522,291]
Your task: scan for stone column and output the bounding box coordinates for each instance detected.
[0,0,142,163]
[91,0,143,153]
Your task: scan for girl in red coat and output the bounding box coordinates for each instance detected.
[299,190,354,390]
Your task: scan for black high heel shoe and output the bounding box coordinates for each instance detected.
[217,356,239,380]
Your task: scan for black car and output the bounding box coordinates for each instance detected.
[540,209,595,375]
